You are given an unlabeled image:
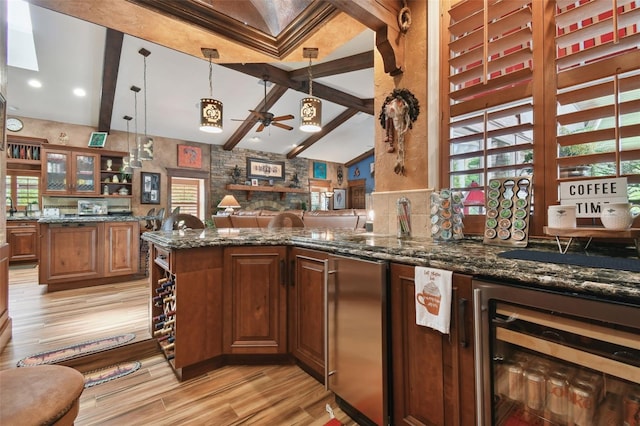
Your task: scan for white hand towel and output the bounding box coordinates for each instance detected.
[415,266,452,334]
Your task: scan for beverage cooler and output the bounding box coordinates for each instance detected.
[473,280,640,426]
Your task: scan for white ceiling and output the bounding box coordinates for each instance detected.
[7,3,376,164]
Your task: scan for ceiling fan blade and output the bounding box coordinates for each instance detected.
[272,122,293,131]
[256,123,266,132]
[272,114,294,122]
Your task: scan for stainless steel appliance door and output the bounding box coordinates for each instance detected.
[327,254,388,425]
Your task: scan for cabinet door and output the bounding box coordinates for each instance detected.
[39,223,103,283]
[223,246,287,354]
[71,151,99,195]
[7,222,38,262]
[42,149,72,194]
[290,248,328,379]
[42,149,99,195]
[390,263,475,426]
[104,222,139,276]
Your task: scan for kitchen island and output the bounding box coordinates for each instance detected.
[141,228,640,426]
[141,227,640,302]
[38,215,147,291]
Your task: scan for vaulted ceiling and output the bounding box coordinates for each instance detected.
[9,0,404,164]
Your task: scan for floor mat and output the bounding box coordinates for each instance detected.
[83,361,142,388]
[17,333,136,367]
[498,249,640,272]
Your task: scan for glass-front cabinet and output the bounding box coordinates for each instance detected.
[42,148,99,195]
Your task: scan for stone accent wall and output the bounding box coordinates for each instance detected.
[210,145,310,211]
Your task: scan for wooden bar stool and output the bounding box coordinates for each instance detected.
[0,365,85,425]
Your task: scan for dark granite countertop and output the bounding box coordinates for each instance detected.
[6,216,40,222]
[141,228,640,304]
[38,215,150,224]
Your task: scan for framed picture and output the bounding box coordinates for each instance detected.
[177,144,202,169]
[313,161,327,179]
[251,178,259,186]
[246,157,285,180]
[333,188,346,210]
[88,131,108,148]
[141,172,161,204]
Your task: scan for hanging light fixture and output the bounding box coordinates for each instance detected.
[300,47,322,133]
[199,48,223,133]
[129,85,142,169]
[138,48,153,160]
[121,115,133,174]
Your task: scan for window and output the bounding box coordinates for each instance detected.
[309,179,331,210]
[6,171,40,213]
[554,0,640,205]
[442,0,640,235]
[170,177,204,218]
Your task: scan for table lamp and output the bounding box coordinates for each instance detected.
[217,195,241,214]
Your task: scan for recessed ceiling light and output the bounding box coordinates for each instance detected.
[73,88,86,97]
[27,79,41,88]
[249,137,261,143]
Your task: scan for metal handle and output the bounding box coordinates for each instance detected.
[323,258,330,390]
[280,259,285,286]
[458,298,468,348]
[473,288,485,426]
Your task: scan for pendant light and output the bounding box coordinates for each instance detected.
[138,48,153,160]
[299,47,322,133]
[199,48,223,133]
[121,115,133,174]
[129,85,142,169]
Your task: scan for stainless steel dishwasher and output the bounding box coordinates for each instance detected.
[326,254,388,426]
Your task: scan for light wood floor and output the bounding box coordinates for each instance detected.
[1,266,358,426]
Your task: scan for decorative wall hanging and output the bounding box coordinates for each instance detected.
[88,132,107,148]
[379,88,420,175]
[141,172,161,204]
[313,161,327,179]
[177,144,202,169]
[246,157,285,180]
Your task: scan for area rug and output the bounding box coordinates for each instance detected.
[83,361,142,388]
[17,333,136,367]
[498,250,640,272]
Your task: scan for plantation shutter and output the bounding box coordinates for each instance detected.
[170,178,200,216]
[446,0,534,226]
[554,0,640,205]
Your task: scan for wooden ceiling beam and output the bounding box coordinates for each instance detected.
[289,51,373,81]
[345,148,374,167]
[327,0,404,75]
[286,108,359,158]
[97,29,124,133]
[220,59,374,114]
[223,84,289,151]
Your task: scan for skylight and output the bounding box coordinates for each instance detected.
[8,0,39,71]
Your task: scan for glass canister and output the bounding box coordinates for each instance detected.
[397,197,411,238]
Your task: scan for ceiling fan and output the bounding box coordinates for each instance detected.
[235,76,294,132]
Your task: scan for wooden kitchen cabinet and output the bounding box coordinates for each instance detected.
[39,221,140,291]
[42,147,99,196]
[390,263,475,426]
[289,247,329,380]
[223,246,288,354]
[6,220,39,263]
[149,244,224,380]
[104,222,139,276]
[41,145,130,197]
[39,223,102,284]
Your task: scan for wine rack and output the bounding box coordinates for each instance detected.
[152,274,176,362]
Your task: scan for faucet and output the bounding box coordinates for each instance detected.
[6,197,17,217]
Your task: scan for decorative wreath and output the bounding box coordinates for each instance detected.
[378,88,420,130]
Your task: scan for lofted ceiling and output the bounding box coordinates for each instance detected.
[7,0,380,164]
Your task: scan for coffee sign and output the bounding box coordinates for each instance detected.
[559,177,628,218]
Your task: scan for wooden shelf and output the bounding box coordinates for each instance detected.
[226,184,307,201]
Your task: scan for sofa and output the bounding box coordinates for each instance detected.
[212,209,367,230]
